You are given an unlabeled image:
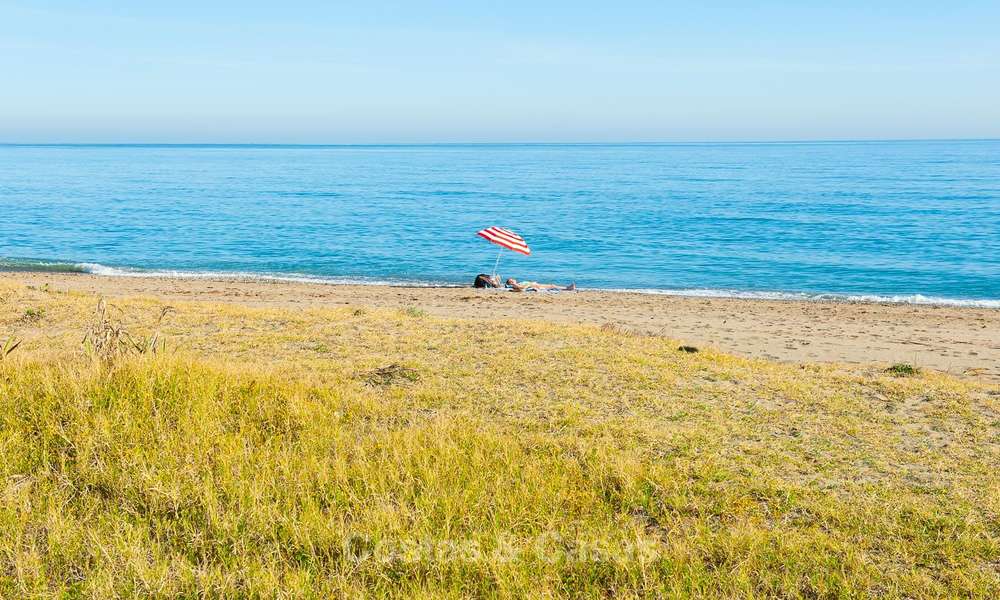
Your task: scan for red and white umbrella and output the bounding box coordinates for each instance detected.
[477,226,530,276]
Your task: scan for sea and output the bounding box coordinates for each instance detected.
[1,141,998,307]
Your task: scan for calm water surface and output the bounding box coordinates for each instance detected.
[1,142,998,305]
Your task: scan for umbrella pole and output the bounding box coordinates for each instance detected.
[492,249,503,278]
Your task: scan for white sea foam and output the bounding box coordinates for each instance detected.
[603,287,1000,308]
[74,263,456,288]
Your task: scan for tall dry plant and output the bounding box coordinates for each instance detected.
[82,299,172,364]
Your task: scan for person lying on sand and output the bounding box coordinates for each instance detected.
[473,273,503,288]
[505,278,576,292]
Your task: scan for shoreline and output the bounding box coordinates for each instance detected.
[3,270,999,382]
[2,261,998,309]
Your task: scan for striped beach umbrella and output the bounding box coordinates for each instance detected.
[477,226,530,276]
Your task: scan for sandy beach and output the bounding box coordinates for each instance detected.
[5,271,998,382]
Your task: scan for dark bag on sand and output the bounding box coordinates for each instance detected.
[473,274,499,288]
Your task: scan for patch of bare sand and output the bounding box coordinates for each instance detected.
[4,271,998,382]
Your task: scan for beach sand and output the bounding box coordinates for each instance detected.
[4,271,999,382]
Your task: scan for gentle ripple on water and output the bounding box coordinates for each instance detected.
[1,141,998,305]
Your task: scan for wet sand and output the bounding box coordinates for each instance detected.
[4,271,999,382]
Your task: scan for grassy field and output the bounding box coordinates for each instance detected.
[1,280,999,598]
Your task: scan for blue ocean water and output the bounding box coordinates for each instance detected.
[1,141,998,306]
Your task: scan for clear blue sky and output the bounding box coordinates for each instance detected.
[2,1,998,143]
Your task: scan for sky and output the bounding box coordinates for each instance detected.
[1,1,998,143]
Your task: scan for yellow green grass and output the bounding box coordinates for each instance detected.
[1,281,999,598]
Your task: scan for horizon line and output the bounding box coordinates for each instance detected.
[2,137,999,148]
